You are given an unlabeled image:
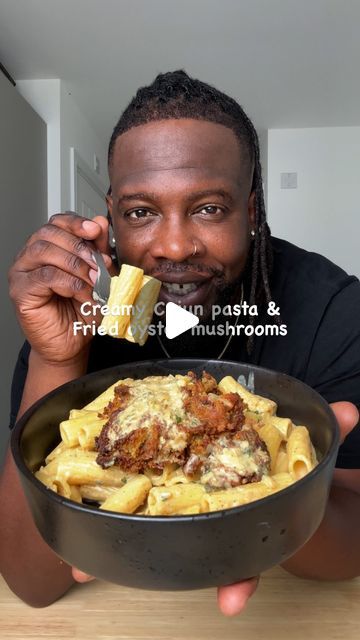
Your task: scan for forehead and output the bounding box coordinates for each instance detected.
[110,119,251,194]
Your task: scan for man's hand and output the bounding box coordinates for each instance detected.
[8,213,113,365]
[216,401,359,616]
[72,402,359,616]
[72,567,95,583]
[331,401,360,442]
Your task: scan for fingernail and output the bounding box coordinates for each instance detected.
[82,220,99,232]
[83,251,97,265]
[101,253,112,264]
[89,268,99,284]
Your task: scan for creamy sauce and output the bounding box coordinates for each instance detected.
[106,374,199,445]
[215,447,261,475]
[200,439,270,488]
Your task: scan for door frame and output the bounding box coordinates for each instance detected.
[70,147,107,213]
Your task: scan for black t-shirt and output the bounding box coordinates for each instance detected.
[9,237,360,469]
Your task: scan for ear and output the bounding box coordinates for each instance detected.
[248,191,256,230]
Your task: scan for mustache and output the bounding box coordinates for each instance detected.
[148,262,224,278]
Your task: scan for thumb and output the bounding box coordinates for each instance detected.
[72,567,95,583]
[217,576,259,616]
[92,215,111,256]
[92,214,117,276]
[330,401,359,443]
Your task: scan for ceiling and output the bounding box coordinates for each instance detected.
[1,0,359,142]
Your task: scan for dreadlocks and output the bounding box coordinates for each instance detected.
[107,70,273,351]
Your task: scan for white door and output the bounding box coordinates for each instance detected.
[77,171,107,219]
[71,147,107,219]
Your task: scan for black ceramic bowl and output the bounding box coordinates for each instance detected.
[11,359,339,590]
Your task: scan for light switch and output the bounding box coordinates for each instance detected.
[280,172,297,189]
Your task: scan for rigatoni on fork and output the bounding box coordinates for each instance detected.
[100,264,161,344]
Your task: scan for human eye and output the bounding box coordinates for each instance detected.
[124,208,155,222]
[194,204,226,219]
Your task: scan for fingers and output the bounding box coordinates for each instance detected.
[330,402,359,443]
[26,265,94,305]
[17,212,114,276]
[18,240,98,289]
[9,213,113,307]
[74,567,259,611]
[22,223,98,266]
[48,212,112,263]
[72,567,95,583]
[47,212,111,259]
[48,212,103,240]
[217,576,259,616]
[48,213,116,275]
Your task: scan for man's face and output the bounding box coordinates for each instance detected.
[107,119,255,319]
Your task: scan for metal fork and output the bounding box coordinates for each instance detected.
[91,250,111,304]
[72,212,112,304]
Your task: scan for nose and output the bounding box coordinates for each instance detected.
[150,218,203,262]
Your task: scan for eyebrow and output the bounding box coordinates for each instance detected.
[116,189,235,207]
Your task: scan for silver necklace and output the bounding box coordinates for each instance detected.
[156,283,244,360]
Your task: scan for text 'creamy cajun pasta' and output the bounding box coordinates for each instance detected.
[35,372,317,515]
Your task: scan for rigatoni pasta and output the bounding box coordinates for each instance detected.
[60,414,106,448]
[99,264,161,344]
[147,483,207,516]
[258,422,282,473]
[124,275,162,346]
[35,371,318,516]
[100,264,144,337]
[287,426,315,479]
[99,475,152,514]
[218,376,277,415]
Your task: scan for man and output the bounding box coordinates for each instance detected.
[1,70,360,614]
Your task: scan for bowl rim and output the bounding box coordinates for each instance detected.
[11,357,340,523]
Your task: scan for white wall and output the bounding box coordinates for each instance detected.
[17,79,108,217]
[60,83,108,211]
[267,127,360,279]
[17,79,61,215]
[0,72,47,466]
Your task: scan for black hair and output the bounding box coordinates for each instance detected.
[107,70,273,352]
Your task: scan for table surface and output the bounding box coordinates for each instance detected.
[1,567,360,640]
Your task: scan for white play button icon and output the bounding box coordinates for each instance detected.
[165,302,199,339]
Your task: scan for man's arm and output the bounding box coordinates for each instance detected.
[217,402,360,616]
[281,402,360,580]
[0,350,87,607]
[281,478,360,580]
[1,213,112,606]
[217,479,360,616]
